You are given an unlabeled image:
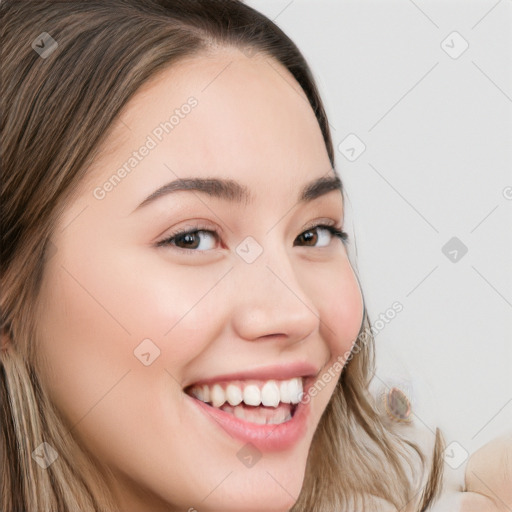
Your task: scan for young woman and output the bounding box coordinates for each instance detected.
[1,1,509,511]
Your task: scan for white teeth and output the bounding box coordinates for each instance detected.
[261,380,280,408]
[233,406,245,419]
[243,384,261,406]
[210,384,225,408]
[268,409,292,424]
[191,387,204,401]
[226,384,243,406]
[288,377,303,404]
[188,376,305,408]
[222,404,293,425]
[279,380,291,404]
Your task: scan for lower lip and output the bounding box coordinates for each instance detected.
[185,388,311,452]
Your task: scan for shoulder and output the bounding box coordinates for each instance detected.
[464,431,512,507]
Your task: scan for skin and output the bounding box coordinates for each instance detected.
[461,432,512,512]
[34,48,364,512]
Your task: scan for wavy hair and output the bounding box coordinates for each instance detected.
[0,1,444,510]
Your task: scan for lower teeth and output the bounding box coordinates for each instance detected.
[218,403,294,425]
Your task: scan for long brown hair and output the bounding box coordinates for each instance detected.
[0,1,444,510]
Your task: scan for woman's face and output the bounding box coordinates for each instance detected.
[36,48,364,512]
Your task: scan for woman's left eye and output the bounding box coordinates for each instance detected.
[294,224,348,248]
[156,224,348,252]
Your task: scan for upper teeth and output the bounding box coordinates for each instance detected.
[189,377,304,408]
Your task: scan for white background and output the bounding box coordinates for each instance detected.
[246,0,512,473]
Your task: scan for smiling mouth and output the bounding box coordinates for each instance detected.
[184,377,304,425]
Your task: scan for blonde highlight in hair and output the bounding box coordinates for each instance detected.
[1,1,444,510]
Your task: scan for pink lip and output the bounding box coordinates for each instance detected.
[184,361,321,388]
[185,375,316,452]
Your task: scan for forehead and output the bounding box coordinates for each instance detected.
[81,48,333,206]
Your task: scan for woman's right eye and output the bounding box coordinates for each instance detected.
[157,229,218,252]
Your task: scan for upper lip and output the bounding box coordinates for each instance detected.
[183,361,322,389]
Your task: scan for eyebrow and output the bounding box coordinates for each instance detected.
[133,173,343,212]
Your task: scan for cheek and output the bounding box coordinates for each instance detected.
[301,258,363,412]
[34,247,233,493]
[313,257,364,357]
[34,244,218,422]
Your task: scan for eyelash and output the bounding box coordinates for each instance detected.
[156,222,349,253]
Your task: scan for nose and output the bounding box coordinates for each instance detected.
[229,245,320,345]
